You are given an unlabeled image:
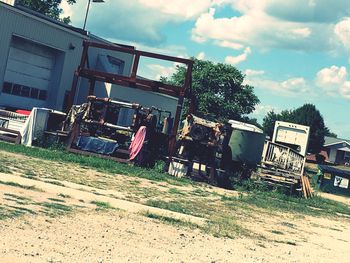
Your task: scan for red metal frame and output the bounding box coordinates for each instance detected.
[66,40,193,157]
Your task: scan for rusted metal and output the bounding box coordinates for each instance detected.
[66,40,193,163]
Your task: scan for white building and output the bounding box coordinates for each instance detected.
[0,2,179,116]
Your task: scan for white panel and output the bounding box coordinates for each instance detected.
[8,47,53,69]
[7,59,52,80]
[4,70,50,90]
[4,45,54,90]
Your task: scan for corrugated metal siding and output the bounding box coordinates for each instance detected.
[0,3,85,110]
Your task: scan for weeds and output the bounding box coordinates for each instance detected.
[143,211,198,229]
[91,200,115,210]
[0,180,42,192]
[39,202,72,217]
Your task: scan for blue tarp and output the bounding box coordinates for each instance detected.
[76,136,119,155]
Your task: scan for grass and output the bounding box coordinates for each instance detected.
[0,141,192,186]
[91,200,115,210]
[39,202,72,217]
[0,165,12,174]
[57,193,71,198]
[45,180,65,187]
[47,198,65,203]
[222,181,350,218]
[168,188,187,196]
[0,180,42,192]
[143,211,198,229]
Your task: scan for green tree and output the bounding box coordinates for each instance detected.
[163,58,259,121]
[16,0,76,24]
[262,104,331,154]
[262,110,278,138]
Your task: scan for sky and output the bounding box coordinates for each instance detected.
[61,0,350,139]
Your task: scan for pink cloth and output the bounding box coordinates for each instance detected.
[129,126,147,161]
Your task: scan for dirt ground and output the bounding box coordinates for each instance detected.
[0,150,349,262]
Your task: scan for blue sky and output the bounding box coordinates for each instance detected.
[61,0,350,138]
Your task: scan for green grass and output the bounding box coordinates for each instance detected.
[47,198,65,203]
[146,199,200,216]
[0,165,12,174]
[143,211,198,229]
[0,141,192,186]
[45,180,65,187]
[39,202,72,217]
[4,193,31,201]
[222,189,350,218]
[168,188,187,196]
[0,180,42,192]
[91,200,115,210]
[57,193,71,198]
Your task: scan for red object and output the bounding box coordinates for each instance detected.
[129,126,147,161]
[16,109,31,116]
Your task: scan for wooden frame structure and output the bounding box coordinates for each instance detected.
[65,41,193,159]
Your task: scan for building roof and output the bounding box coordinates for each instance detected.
[319,165,350,178]
[324,136,350,147]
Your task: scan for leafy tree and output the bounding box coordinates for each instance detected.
[16,0,76,24]
[290,104,327,154]
[262,104,331,154]
[262,110,278,138]
[163,58,259,121]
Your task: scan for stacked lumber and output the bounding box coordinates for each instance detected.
[300,175,314,199]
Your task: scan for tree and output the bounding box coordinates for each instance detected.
[163,58,259,121]
[16,0,76,24]
[262,104,331,154]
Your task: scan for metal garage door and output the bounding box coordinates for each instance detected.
[2,37,55,102]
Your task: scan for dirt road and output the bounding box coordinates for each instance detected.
[0,150,349,262]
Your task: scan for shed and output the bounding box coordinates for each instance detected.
[318,165,350,196]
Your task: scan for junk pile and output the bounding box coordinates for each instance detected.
[0,108,66,146]
[64,96,172,167]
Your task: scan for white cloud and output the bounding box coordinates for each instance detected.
[138,0,212,19]
[59,1,73,19]
[60,0,215,45]
[191,2,340,52]
[225,47,251,65]
[146,63,178,80]
[253,104,281,115]
[196,51,206,60]
[216,40,244,50]
[334,18,350,51]
[244,69,265,77]
[244,73,310,97]
[316,65,350,99]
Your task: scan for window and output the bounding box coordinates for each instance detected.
[20,86,30,97]
[1,81,47,100]
[38,90,47,100]
[12,84,21,95]
[2,82,12,94]
[30,88,39,99]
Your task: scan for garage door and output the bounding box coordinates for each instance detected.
[2,37,55,102]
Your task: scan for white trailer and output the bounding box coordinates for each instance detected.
[272,121,310,157]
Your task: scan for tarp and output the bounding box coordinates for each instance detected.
[76,136,119,155]
[20,108,50,146]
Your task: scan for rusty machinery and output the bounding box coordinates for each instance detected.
[173,114,233,183]
[64,41,193,164]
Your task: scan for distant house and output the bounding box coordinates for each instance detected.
[323,136,350,165]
